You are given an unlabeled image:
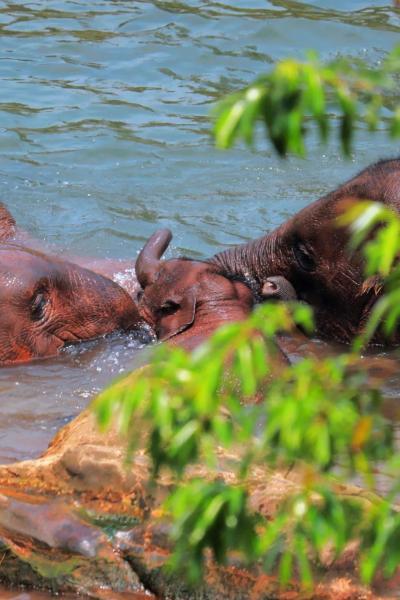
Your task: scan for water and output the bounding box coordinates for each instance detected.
[0,0,399,596]
[0,0,398,443]
[0,0,399,456]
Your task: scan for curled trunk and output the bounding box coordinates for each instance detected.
[136,229,172,288]
[210,232,280,290]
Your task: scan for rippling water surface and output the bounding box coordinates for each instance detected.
[0,0,399,509]
[0,0,400,597]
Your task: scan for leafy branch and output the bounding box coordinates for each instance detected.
[93,41,400,592]
[213,48,400,156]
[341,201,400,347]
[94,291,397,587]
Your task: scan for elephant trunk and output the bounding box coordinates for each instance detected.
[135,228,172,288]
[210,231,278,288]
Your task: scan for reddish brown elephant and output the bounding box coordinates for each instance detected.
[0,205,145,365]
[135,228,296,351]
[0,202,142,299]
[211,158,400,344]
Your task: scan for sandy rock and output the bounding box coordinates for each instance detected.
[0,395,396,599]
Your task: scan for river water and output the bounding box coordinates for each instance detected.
[0,1,400,595]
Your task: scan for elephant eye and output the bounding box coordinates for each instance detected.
[160,299,180,316]
[293,241,315,272]
[31,291,48,320]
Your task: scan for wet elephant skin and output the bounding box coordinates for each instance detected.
[211,158,400,344]
[0,203,146,365]
[0,242,144,365]
[135,228,296,351]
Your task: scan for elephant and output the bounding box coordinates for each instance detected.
[0,202,142,300]
[135,228,296,351]
[0,243,147,365]
[0,204,146,365]
[210,158,400,344]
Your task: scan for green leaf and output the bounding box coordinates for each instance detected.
[214,98,246,149]
[279,550,293,586]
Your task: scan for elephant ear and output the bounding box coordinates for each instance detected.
[158,290,196,341]
[0,204,16,241]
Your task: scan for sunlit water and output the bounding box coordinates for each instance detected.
[0,1,400,594]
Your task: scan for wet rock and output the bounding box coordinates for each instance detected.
[0,391,396,598]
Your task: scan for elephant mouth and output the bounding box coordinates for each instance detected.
[226,273,262,302]
[137,303,157,331]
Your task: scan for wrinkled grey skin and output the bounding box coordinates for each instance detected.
[211,158,400,344]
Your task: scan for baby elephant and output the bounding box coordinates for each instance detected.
[135,229,296,351]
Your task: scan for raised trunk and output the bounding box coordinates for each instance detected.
[135,228,172,288]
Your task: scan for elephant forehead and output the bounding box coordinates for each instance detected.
[159,259,208,285]
[290,208,348,253]
[0,247,60,289]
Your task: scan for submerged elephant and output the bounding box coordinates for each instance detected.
[0,205,145,364]
[135,228,296,351]
[211,158,400,344]
[0,243,146,364]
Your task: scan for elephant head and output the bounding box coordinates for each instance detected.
[211,158,400,343]
[135,229,296,350]
[0,243,145,364]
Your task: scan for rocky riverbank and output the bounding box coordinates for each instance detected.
[0,378,397,599]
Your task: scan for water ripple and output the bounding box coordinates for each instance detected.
[0,0,399,466]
